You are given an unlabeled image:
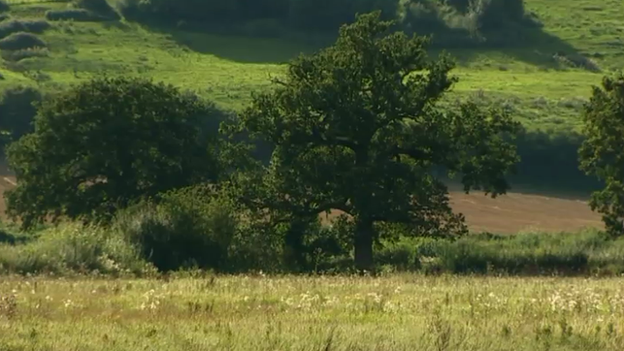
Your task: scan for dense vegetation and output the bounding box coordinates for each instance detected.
[4,77,224,228]
[118,0,529,36]
[1,8,624,276]
[226,12,521,271]
[2,275,623,351]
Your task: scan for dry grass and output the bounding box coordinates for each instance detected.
[0,274,623,350]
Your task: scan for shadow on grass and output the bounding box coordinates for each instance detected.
[164,28,323,64]
[427,24,588,70]
[123,12,588,70]
[0,228,28,245]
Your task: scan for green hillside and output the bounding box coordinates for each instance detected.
[0,0,622,134]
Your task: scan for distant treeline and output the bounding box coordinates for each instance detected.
[118,0,530,36]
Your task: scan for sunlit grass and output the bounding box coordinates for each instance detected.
[0,274,623,350]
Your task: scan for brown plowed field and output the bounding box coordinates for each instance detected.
[0,163,603,233]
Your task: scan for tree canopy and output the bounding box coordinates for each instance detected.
[5,77,223,229]
[579,73,624,238]
[228,11,521,271]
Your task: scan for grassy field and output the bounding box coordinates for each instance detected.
[1,3,624,348]
[0,0,623,133]
[0,274,623,350]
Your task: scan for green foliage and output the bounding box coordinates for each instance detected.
[511,130,601,194]
[0,85,42,148]
[114,185,236,272]
[446,0,526,30]
[114,184,286,273]
[579,73,624,238]
[73,0,120,19]
[0,19,50,39]
[228,11,520,271]
[0,0,8,13]
[46,0,121,22]
[119,0,398,33]
[5,76,222,229]
[374,229,624,275]
[0,32,46,50]
[287,0,398,32]
[0,223,151,275]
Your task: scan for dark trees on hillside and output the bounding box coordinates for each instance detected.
[228,11,520,271]
[0,86,42,149]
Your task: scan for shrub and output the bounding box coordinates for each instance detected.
[114,185,238,272]
[1,47,49,62]
[288,0,399,32]
[466,0,526,31]
[372,229,624,276]
[73,0,120,20]
[0,14,9,22]
[512,130,601,194]
[0,85,42,145]
[118,0,399,34]
[0,19,51,39]
[0,32,47,50]
[0,0,8,13]
[0,223,151,275]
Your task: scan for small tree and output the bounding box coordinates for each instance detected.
[5,76,222,229]
[579,73,624,238]
[229,11,520,271]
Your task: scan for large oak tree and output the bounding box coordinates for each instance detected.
[229,11,521,271]
[5,77,222,229]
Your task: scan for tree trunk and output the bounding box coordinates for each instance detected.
[354,216,374,273]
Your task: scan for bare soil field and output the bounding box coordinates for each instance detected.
[0,163,602,233]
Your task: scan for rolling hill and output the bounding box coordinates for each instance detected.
[0,0,622,131]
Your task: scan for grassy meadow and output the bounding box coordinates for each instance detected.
[1,274,624,350]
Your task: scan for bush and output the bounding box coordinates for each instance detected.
[0,32,47,50]
[1,47,49,62]
[512,130,601,194]
[118,0,399,33]
[72,0,120,20]
[117,0,241,24]
[0,223,151,275]
[0,85,42,146]
[0,19,51,39]
[288,0,399,32]
[371,229,624,276]
[0,0,8,13]
[466,0,526,31]
[114,185,238,272]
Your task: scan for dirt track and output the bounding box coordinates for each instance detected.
[0,165,603,233]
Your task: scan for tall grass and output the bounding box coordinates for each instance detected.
[0,222,153,275]
[377,229,624,276]
[0,274,623,350]
[2,216,624,277]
